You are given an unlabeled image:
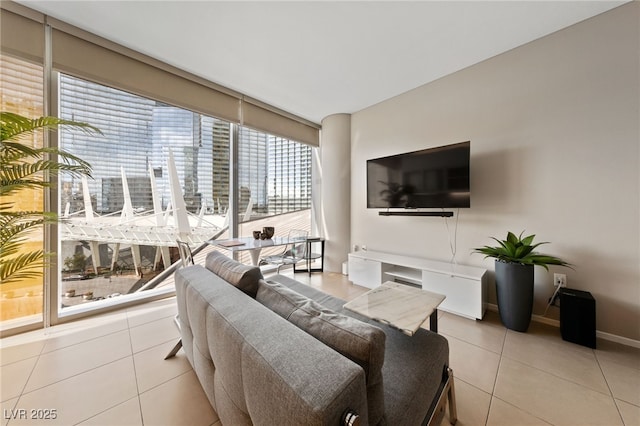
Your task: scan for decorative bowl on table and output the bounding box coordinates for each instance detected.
[262,227,275,239]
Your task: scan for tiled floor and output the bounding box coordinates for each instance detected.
[1,270,638,426]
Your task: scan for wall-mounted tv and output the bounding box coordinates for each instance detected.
[367,141,470,209]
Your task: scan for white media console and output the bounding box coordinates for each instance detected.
[348,250,488,320]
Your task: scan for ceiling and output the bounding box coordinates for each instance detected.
[19,1,627,124]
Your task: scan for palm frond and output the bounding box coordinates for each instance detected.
[1,111,97,286]
[0,140,39,159]
[0,214,51,249]
[1,111,102,143]
[0,250,47,285]
[0,159,92,196]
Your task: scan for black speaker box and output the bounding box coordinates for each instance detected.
[559,288,596,349]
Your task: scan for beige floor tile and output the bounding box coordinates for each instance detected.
[600,359,640,406]
[438,311,506,354]
[41,315,129,354]
[133,340,192,393]
[1,398,18,426]
[76,396,142,426]
[4,271,640,426]
[444,333,501,394]
[503,326,608,394]
[495,357,623,426]
[487,397,553,425]
[11,357,138,425]
[596,339,640,371]
[24,330,132,393]
[436,378,491,426]
[126,298,178,329]
[139,370,218,426]
[510,320,593,353]
[616,399,640,426]
[129,315,180,354]
[0,342,44,367]
[0,357,38,402]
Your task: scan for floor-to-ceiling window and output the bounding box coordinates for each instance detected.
[58,74,231,314]
[0,53,45,331]
[237,126,312,263]
[238,127,311,216]
[56,74,314,309]
[1,3,318,334]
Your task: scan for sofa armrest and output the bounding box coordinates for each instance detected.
[239,319,369,425]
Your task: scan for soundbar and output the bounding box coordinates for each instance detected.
[378,211,454,217]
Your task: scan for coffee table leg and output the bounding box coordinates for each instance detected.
[430,310,438,333]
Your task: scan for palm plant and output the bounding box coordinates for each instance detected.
[473,231,571,270]
[1,111,101,285]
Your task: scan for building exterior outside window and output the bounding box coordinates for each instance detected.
[57,74,312,311]
[238,127,312,217]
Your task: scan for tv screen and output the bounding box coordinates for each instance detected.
[367,141,470,209]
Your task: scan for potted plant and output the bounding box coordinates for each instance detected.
[1,112,100,286]
[473,231,571,332]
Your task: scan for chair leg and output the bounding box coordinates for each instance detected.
[164,339,183,360]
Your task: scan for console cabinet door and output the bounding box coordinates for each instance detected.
[422,270,484,319]
[348,255,381,289]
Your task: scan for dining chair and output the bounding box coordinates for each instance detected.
[260,229,309,273]
[176,239,194,267]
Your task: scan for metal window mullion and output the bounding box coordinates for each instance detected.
[229,123,239,243]
[43,23,59,328]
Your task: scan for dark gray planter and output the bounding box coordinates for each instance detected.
[494,260,534,332]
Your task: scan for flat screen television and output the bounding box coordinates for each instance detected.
[367,141,470,209]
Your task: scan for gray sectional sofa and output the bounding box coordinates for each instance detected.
[172,250,457,426]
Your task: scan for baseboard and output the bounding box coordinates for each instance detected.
[595,331,640,349]
[531,313,560,328]
[485,303,640,348]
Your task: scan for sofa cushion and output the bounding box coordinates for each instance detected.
[255,279,310,318]
[205,250,262,298]
[256,280,386,425]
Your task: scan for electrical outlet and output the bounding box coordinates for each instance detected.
[554,273,567,287]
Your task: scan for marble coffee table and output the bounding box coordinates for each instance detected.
[343,281,446,336]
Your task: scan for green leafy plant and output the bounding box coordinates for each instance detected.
[473,231,571,270]
[63,252,87,272]
[1,111,101,285]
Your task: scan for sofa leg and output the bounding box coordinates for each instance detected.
[425,367,457,426]
[164,314,183,360]
[164,339,183,360]
[447,368,458,425]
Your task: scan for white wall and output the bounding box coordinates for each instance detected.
[350,3,639,340]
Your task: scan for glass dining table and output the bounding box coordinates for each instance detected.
[209,235,326,275]
[208,236,295,266]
